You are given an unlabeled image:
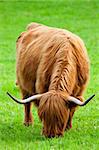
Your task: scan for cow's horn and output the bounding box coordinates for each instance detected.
[7,92,43,104]
[68,94,95,106]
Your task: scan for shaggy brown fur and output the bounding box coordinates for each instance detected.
[16,23,89,137]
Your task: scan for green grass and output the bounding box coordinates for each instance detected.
[0,0,99,149]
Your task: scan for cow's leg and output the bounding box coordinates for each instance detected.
[21,89,33,126]
[66,83,87,130]
[66,107,75,130]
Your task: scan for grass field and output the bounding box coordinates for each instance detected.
[0,0,99,149]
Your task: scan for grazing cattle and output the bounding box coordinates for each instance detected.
[7,23,95,138]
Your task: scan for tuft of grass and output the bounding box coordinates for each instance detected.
[0,0,99,149]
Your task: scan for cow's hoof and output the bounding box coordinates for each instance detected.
[65,123,72,131]
[24,121,33,126]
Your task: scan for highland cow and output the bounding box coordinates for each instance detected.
[7,23,95,138]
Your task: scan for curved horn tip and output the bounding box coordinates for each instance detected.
[6,92,13,98]
[68,94,95,107]
[7,92,10,96]
[81,94,95,106]
[7,92,10,95]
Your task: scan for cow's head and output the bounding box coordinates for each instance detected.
[7,91,95,138]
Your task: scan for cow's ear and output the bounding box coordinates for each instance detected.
[67,101,77,109]
[33,99,40,107]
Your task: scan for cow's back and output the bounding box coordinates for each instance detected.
[16,23,89,96]
[16,23,59,93]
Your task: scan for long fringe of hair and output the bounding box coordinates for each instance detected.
[38,91,69,137]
